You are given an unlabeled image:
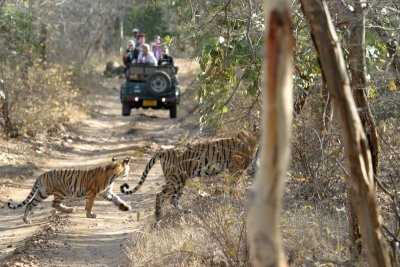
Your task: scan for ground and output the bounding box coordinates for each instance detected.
[0,59,199,267]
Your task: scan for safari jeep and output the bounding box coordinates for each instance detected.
[120,64,180,118]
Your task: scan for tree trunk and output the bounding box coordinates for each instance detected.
[0,82,16,137]
[247,1,293,266]
[345,1,380,257]
[299,1,391,266]
[347,1,379,178]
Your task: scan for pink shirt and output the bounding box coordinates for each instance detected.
[152,44,161,61]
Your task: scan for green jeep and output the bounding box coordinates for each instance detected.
[120,64,180,118]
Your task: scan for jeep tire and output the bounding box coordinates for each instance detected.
[122,103,131,116]
[147,71,171,96]
[169,105,177,119]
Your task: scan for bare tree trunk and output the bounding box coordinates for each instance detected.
[348,193,362,257]
[299,1,391,266]
[0,80,16,137]
[347,1,379,178]
[247,1,293,266]
[344,1,380,257]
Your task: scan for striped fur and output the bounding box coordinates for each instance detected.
[121,130,259,221]
[8,156,131,224]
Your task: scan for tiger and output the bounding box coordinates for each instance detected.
[120,130,260,221]
[8,156,131,224]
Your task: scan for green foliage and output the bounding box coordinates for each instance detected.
[0,3,82,137]
[174,0,264,132]
[0,4,37,65]
[124,2,176,44]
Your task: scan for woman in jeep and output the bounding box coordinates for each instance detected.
[137,44,158,66]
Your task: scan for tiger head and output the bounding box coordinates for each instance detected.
[109,156,131,178]
[237,130,261,147]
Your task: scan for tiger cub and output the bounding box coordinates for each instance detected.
[8,156,131,224]
[121,130,260,221]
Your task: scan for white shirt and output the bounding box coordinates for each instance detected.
[137,51,158,66]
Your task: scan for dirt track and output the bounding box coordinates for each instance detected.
[0,59,198,266]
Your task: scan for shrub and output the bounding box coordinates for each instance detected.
[0,62,77,137]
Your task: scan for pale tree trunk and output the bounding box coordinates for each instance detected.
[300,1,391,266]
[246,0,293,266]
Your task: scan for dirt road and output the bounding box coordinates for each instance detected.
[0,59,198,266]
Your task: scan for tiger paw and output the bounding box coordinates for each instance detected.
[86,213,97,219]
[119,204,130,212]
[23,217,31,224]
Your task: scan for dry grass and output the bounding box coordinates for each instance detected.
[125,175,251,267]
[281,194,355,266]
[126,221,211,267]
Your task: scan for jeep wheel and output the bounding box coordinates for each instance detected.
[122,103,131,116]
[147,71,171,96]
[169,105,177,119]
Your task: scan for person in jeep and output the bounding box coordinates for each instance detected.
[137,44,158,66]
[131,28,140,47]
[123,40,139,67]
[158,46,174,66]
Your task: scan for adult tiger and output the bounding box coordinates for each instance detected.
[121,130,260,221]
[8,156,131,224]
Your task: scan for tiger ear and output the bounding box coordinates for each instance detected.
[112,156,117,162]
[123,157,130,164]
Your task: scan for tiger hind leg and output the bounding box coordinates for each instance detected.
[23,189,48,224]
[155,187,169,221]
[155,183,190,221]
[170,186,192,215]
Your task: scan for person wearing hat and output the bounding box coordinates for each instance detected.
[137,44,158,66]
[123,39,139,66]
[131,28,140,47]
[151,35,161,61]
